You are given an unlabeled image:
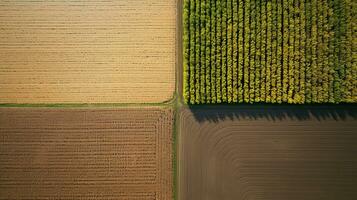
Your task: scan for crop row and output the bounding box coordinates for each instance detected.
[183,0,356,104]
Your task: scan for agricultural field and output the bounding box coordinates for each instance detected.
[0,1,356,200]
[179,106,357,200]
[183,0,356,104]
[0,0,176,104]
[0,107,173,200]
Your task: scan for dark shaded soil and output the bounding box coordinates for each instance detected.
[179,105,357,200]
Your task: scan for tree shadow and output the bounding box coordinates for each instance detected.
[187,104,357,123]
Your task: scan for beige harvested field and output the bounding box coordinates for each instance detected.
[179,106,357,200]
[0,107,173,199]
[0,0,176,103]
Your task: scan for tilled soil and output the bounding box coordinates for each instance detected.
[0,107,173,200]
[179,105,357,200]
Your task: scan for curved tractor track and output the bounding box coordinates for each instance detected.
[179,106,357,200]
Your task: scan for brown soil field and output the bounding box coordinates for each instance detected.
[0,107,173,199]
[0,0,176,104]
[179,105,357,200]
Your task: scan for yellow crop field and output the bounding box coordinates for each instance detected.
[0,0,176,103]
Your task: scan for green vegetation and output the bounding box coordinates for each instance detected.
[183,0,356,104]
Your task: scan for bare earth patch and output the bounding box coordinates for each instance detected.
[0,107,173,200]
[179,106,357,200]
[0,0,176,103]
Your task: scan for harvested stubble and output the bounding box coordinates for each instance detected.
[0,0,176,103]
[0,107,173,200]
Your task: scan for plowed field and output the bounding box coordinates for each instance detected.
[0,107,173,200]
[179,106,357,200]
[0,0,176,103]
